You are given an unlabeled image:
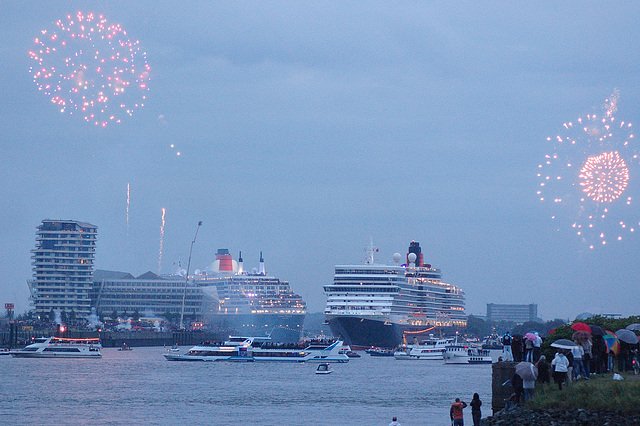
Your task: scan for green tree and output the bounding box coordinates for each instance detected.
[466,315,489,337]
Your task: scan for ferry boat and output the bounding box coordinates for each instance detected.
[481,335,504,350]
[443,342,492,364]
[365,347,395,357]
[324,241,466,348]
[164,336,349,363]
[393,337,454,360]
[10,336,102,358]
[195,250,306,343]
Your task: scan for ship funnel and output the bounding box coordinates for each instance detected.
[216,249,233,272]
[407,241,424,267]
[259,251,265,275]
[237,251,244,274]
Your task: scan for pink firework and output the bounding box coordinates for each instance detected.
[537,91,640,249]
[579,151,629,203]
[28,11,150,127]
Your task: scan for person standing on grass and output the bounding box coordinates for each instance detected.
[551,350,569,390]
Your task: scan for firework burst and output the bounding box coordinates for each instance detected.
[28,11,150,127]
[537,91,640,249]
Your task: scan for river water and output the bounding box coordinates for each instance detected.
[0,347,500,425]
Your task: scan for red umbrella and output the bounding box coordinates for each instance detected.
[571,322,591,333]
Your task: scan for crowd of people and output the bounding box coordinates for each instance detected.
[501,328,639,396]
[388,326,638,425]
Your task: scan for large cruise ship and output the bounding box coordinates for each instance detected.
[324,241,466,348]
[195,250,306,343]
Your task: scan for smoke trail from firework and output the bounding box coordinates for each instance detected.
[158,208,166,273]
[126,183,130,239]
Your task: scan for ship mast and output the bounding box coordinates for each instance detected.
[179,221,202,330]
[365,237,378,264]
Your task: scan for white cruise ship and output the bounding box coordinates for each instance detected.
[195,250,306,343]
[324,241,466,349]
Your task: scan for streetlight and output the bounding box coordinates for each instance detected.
[179,221,202,330]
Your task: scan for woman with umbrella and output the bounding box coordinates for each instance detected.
[551,350,570,390]
[516,361,538,401]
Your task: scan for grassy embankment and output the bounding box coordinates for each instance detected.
[529,373,640,413]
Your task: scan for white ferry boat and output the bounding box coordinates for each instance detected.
[442,342,492,364]
[394,337,454,360]
[10,336,102,358]
[164,336,349,363]
[324,241,466,348]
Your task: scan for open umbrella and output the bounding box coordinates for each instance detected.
[571,322,591,333]
[525,332,537,341]
[615,329,639,345]
[603,330,620,355]
[626,323,640,332]
[551,339,579,350]
[515,361,538,381]
[588,324,605,336]
[572,330,591,342]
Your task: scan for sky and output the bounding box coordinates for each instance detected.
[2,1,640,320]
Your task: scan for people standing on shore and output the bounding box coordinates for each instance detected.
[523,376,536,401]
[470,393,482,426]
[571,341,586,380]
[524,336,534,362]
[565,349,574,385]
[502,331,513,361]
[450,398,467,426]
[581,337,593,378]
[512,335,523,362]
[551,350,569,390]
[536,355,551,386]
[593,335,607,374]
[533,332,542,362]
[510,372,523,403]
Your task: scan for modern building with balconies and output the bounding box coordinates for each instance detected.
[28,219,97,317]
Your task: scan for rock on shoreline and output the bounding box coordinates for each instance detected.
[483,406,640,425]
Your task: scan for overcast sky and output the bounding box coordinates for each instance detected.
[2,1,640,320]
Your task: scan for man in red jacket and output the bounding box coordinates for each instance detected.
[450,397,467,426]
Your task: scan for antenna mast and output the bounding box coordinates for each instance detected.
[365,237,378,264]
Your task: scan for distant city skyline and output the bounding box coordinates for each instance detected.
[2,2,640,320]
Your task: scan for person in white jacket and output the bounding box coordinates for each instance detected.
[551,351,570,390]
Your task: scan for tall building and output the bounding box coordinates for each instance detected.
[486,303,538,324]
[28,219,97,316]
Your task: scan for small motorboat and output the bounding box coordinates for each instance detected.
[316,363,333,374]
[167,344,180,353]
[118,343,133,351]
